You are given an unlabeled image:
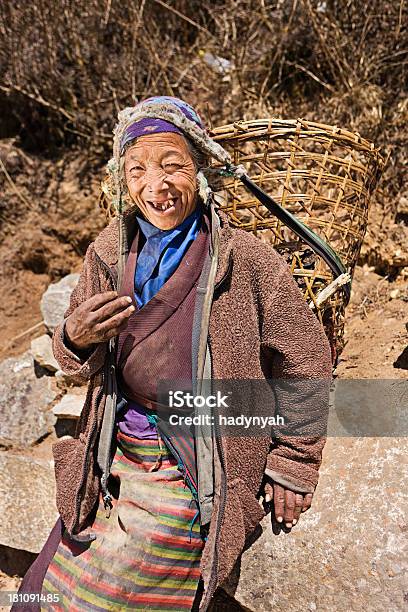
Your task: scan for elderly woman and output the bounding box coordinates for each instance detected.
[17,96,332,611]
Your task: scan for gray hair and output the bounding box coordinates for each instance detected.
[185,138,208,171]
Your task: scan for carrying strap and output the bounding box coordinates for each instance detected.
[96,211,127,517]
[220,163,351,304]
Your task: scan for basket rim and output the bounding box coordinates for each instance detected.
[209,117,385,164]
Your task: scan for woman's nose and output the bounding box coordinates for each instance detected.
[145,168,170,193]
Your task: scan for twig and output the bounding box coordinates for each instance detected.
[288,62,336,93]
[103,0,112,26]
[130,0,147,101]
[309,273,351,309]
[396,0,404,38]
[144,36,175,97]
[0,212,17,225]
[0,158,35,210]
[173,57,202,89]
[0,84,75,122]
[2,320,45,352]
[150,0,215,38]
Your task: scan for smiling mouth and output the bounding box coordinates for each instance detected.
[146,197,178,213]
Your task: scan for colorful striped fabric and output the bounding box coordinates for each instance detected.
[41,431,204,610]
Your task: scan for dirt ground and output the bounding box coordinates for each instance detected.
[334,265,407,379]
[0,143,406,598]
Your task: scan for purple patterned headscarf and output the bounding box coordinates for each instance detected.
[119,96,205,155]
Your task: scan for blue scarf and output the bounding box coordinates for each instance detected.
[134,207,202,308]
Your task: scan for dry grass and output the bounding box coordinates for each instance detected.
[0,2,406,140]
[0,0,406,249]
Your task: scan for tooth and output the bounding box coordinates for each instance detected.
[150,199,175,211]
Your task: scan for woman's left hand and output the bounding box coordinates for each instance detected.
[263,477,313,531]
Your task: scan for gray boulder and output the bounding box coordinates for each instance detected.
[52,393,85,419]
[235,437,408,611]
[0,454,58,553]
[40,273,79,333]
[30,334,59,372]
[0,351,57,448]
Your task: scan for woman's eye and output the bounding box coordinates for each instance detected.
[163,163,183,172]
[130,165,144,172]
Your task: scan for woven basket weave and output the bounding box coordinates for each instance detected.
[209,118,384,361]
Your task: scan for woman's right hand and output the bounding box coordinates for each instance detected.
[64,291,135,352]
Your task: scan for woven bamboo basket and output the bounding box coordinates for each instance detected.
[209,118,385,362]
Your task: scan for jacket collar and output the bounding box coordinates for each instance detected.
[93,197,234,288]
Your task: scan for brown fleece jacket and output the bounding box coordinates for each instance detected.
[51,204,332,605]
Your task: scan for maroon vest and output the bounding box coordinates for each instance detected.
[116,215,210,407]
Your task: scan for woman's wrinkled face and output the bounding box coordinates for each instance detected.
[124,132,198,230]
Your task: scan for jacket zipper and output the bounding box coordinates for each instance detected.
[99,357,117,516]
[198,335,227,610]
[95,251,119,515]
[71,252,117,538]
[197,229,231,609]
[213,251,233,293]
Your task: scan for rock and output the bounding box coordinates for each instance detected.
[54,368,87,389]
[0,351,57,448]
[30,334,59,372]
[234,437,408,611]
[328,379,407,437]
[397,196,408,216]
[52,393,85,419]
[40,273,79,333]
[0,454,58,554]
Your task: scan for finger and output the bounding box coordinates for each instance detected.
[86,291,119,311]
[283,489,295,528]
[104,324,128,340]
[94,316,132,344]
[273,483,285,524]
[106,311,135,337]
[117,318,131,331]
[292,494,304,525]
[270,509,282,535]
[107,316,132,335]
[302,493,313,513]
[95,305,135,336]
[93,296,134,323]
[264,481,273,504]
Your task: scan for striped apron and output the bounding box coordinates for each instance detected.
[41,431,204,610]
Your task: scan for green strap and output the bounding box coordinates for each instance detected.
[221,164,351,303]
